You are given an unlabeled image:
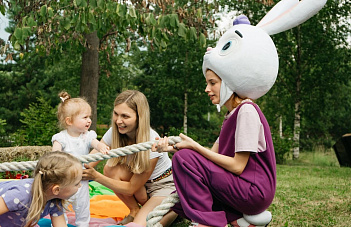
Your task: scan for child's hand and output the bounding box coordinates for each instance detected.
[152,136,173,153]
[98,143,110,154]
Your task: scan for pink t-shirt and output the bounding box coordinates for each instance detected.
[216,100,266,153]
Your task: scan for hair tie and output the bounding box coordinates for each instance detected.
[60,97,66,103]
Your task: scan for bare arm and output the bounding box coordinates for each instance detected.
[52,141,62,152]
[176,133,250,175]
[51,214,67,227]
[82,158,157,196]
[0,197,9,215]
[91,139,110,154]
[88,139,110,168]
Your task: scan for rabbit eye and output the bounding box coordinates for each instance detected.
[222,41,232,51]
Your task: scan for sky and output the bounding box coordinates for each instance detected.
[0,14,10,42]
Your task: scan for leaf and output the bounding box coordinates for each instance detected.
[0,5,5,15]
[97,0,105,9]
[40,5,47,18]
[48,7,54,18]
[177,23,187,38]
[14,28,23,40]
[129,6,136,18]
[196,8,202,18]
[149,13,156,25]
[22,27,31,37]
[90,0,97,8]
[199,32,206,48]
[170,14,178,28]
[27,16,37,27]
[14,41,21,51]
[117,4,127,18]
[190,27,197,40]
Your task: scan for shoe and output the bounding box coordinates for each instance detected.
[230,212,272,227]
[189,222,211,227]
[118,215,135,225]
[230,218,257,227]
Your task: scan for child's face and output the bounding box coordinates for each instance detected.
[205,70,222,105]
[57,166,82,200]
[113,103,138,138]
[71,109,92,134]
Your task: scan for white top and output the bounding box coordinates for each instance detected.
[52,130,97,156]
[216,101,266,153]
[102,128,172,180]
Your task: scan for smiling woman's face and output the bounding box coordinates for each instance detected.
[113,103,138,138]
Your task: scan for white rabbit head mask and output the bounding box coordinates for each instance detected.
[203,0,327,110]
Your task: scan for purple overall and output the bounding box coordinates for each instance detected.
[172,102,276,227]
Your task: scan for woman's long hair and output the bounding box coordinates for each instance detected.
[106,90,151,174]
[25,151,81,227]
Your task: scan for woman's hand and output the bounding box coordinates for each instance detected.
[82,163,99,181]
[174,133,199,151]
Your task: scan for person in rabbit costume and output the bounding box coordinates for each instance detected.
[159,0,327,226]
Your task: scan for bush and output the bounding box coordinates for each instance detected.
[272,130,293,164]
[13,96,58,146]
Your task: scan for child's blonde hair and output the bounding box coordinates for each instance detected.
[106,90,151,174]
[56,91,91,129]
[25,151,81,227]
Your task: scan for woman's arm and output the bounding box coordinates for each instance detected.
[83,158,158,196]
[177,133,250,175]
[0,197,9,215]
[51,214,68,227]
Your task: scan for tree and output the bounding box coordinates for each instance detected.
[260,0,351,158]
[1,0,211,130]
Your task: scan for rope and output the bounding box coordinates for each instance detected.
[0,136,181,172]
[146,193,180,227]
[0,136,181,226]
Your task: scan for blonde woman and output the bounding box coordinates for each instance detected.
[83,90,177,227]
[0,151,83,227]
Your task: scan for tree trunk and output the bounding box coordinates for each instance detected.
[293,26,302,159]
[183,91,188,135]
[80,31,100,131]
[183,51,188,135]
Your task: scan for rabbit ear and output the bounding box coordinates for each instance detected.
[257,0,327,35]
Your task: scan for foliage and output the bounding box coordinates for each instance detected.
[13,96,58,146]
[0,118,12,147]
[271,130,294,164]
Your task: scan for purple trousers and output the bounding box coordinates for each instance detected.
[172,149,274,227]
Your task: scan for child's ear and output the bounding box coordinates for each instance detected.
[65,117,73,126]
[52,185,60,196]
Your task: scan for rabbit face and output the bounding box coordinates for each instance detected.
[202,24,279,100]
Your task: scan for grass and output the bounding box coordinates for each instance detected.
[170,149,351,227]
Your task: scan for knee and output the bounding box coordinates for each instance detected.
[172,149,202,167]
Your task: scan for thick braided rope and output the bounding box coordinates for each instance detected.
[0,136,181,172]
[146,192,180,227]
